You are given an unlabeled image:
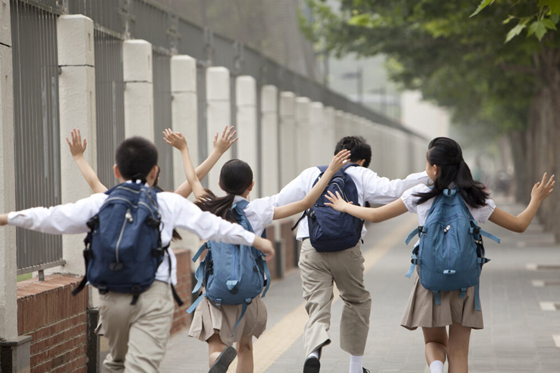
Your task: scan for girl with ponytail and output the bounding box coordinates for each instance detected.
[325,137,554,373]
[163,129,350,373]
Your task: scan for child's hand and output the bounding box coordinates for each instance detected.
[326,149,351,174]
[324,190,353,212]
[531,173,555,202]
[253,236,275,262]
[0,213,8,226]
[163,129,188,151]
[213,126,238,155]
[66,129,87,158]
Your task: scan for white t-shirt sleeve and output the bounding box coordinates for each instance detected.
[470,199,496,223]
[245,197,275,236]
[400,184,428,214]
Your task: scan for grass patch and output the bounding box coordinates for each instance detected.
[17,273,32,282]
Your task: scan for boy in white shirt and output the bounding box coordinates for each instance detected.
[272,136,428,373]
[0,136,274,373]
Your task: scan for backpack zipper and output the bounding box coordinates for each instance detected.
[231,245,239,285]
[115,209,132,263]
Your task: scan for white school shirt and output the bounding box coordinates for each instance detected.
[401,184,497,225]
[233,195,275,236]
[8,191,257,285]
[271,165,430,240]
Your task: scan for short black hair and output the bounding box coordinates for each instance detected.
[115,137,158,180]
[334,136,372,168]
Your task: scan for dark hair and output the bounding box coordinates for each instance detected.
[415,137,488,207]
[115,137,158,180]
[195,159,253,223]
[334,136,372,168]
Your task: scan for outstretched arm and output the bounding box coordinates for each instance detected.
[66,129,107,194]
[272,150,351,220]
[163,129,206,200]
[325,190,408,223]
[174,126,238,198]
[489,173,554,232]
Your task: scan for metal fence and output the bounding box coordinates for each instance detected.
[11,0,64,274]
[10,0,424,274]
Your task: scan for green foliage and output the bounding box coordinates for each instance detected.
[303,0,559,136]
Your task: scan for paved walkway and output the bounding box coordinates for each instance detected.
[161,199,560,372]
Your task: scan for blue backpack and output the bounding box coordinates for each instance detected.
[187,199,271,335]
[72,182,183,306]
[404,188,500,311]
[293,163,364,252]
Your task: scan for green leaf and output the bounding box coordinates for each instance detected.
[539,0,560,15]
[528,20,548,40]
[348,14,371,27]
[503,15,515,25]
[541,18,557,30]
[505,23,526,43]
[471,0,495,18]
[552,13,560,24]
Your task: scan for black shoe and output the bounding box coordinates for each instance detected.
[303,355,320,373]
[362,368,370,373]
[209,346,237,373]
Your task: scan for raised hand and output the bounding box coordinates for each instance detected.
[213,126,238,155]
[324,190,353,212]
[66,129,87,158]
[326,149,351,174]
[531,173,555,202]
[252,236,275,262]
[163,128,187,151]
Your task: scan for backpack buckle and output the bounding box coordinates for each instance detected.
[152,248,164,257]
[86,216,99,230]
[98,285,108,294]
[146,216,161,228]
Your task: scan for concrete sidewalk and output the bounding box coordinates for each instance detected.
[161,200,560,372]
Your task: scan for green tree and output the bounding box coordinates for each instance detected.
[304,0,560,238]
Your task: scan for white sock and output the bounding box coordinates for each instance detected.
[349,355,363,373]
[430,360,444,373]
[307,349,320,360]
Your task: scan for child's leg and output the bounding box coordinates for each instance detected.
[236,334,254,373]
[447,322,471,373]
[207,333,228,366]
[422,326,448,371]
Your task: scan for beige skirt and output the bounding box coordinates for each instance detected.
[400,272,484,330]
[188,295,267,346]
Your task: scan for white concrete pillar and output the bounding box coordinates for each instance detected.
[123,40,153,140]
[57,15,97,277]
[206,67,231,193]
[334,110,346,142]
[236,76,259,197]
[295,97,311,172]
[309,102,325,166]
[171,55,197,190]
[279,91,297,186]
[324,106,336,162]
[0,0,17,340]
[261,85,279,196]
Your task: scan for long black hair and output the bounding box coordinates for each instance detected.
[415,137,488,207]
[195,159,253,223]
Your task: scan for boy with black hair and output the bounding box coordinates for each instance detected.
[0,136,274,373]
[272,136,428,373]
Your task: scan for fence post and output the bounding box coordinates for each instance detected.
[236,76,259,197]
[295,97,311,172]
[279,92,296,186]
[171,55,198,189]
[123,40,154,140]
[0,1,32,371]
[261,85,279,196]
[309,101,325,166]
[206,67,231,193]
[56,14,97,277]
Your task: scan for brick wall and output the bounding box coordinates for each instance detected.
[17,274,88,373]
[170,248,192,335]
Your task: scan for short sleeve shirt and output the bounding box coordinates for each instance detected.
[233,195,275,237]
[401,184,496,226]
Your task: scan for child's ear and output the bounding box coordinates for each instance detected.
[218,182,225,192]
[147,165,159,185]
[113,164,122,180]
[248,181,255,192]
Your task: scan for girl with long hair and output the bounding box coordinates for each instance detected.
[325,137,554,373]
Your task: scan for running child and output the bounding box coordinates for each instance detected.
[325,137,555,373]
[163,129,351,373]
